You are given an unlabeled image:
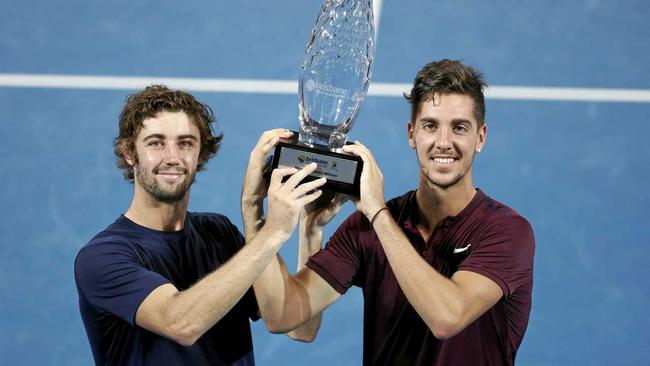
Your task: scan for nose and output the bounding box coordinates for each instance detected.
[163,144,181,165]
[435,127,452,151]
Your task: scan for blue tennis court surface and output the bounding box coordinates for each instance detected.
[1,1,649,365]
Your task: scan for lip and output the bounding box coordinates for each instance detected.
[157,171,185,182]
[430,156,457,163]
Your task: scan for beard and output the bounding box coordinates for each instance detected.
[427,171,465,189]
[135,163,195,204]
[421,150,477,190]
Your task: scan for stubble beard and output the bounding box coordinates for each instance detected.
[421,150,477,190]
[135,163,195,204]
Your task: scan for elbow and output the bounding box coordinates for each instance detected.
[264,323,286,335]
[166,320,202,347]
[262,316,292,334]
[429,317,463,340]
[263,313,320,343]
[173,333,199,347]
[431,326,458,341]
[259,305,303,334]
[261,311,312,336]
[287,331,316,343]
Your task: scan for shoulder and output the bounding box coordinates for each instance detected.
[74,225,146,294]
[188,212,235,228]
[76,220,139,263]
[472,194,535,254]
[480,196,533,234]
[459,194,535,296]
[188,212,241,235]
[75,215,159,273]
[75,239,138,280]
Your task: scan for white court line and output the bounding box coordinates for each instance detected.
[371,83,650,103]
[0,73,297,94]
[1,73,650,103]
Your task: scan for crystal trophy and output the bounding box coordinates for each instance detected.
[269,0,375,196]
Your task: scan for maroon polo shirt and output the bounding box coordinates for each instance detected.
[306,189,535,366]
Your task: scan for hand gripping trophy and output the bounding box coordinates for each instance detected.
[269,0,375,196]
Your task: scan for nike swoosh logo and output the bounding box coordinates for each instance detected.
[453,244,471,254]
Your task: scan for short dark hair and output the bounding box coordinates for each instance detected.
[404,59,487,125]
[113,85,223,182]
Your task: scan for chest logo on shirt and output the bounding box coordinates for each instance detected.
[453,244,471,254]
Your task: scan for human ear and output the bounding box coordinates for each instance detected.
[476,123,487,152]
[123,143,136,166]
[407,121,415,149]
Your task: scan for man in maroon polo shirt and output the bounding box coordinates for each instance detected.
[245,59,535,365]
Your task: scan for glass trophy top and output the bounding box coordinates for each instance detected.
[298,0,375,150]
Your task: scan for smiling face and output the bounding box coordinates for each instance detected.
[126,111,201,204]
[408,93,487,191]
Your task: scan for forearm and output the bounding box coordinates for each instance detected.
[286,219,324,341]
[253,217,324,334]
[243,197,307,331]
[253,253,313,333]
[371,212,465,338]
[242,203,291,329]
[241,198,265,240]
[167,226,286,343]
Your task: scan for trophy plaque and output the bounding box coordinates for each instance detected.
[268,0,375,196]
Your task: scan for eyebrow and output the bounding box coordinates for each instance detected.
[177,134,199,141]
[417,118,474,124]
[142,134,199,142]
[451,118,473,125]
[142,133,165,142]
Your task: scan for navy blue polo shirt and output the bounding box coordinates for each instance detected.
[75,213,258,366]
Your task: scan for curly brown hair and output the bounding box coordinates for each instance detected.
[404,59,487,126]
[113,85,223,182]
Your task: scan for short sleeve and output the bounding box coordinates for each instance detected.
[75,242,171,325]
[306,211,365,294]
[458,216,535,297]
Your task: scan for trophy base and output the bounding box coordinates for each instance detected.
[265,131,363,196]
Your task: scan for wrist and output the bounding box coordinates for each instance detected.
[258,221,292,245]
[368,206,389,227]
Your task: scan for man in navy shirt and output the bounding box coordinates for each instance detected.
[75,85,326,365]
[249,60,535,365]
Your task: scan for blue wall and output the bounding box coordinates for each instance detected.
[1,1,648,365]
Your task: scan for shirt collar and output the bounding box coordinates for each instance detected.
[402,188,486,231]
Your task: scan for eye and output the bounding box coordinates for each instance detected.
[422,122,436,131]
[148,140,164,148]
[179,140,195,149]
[453,125,469,134]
